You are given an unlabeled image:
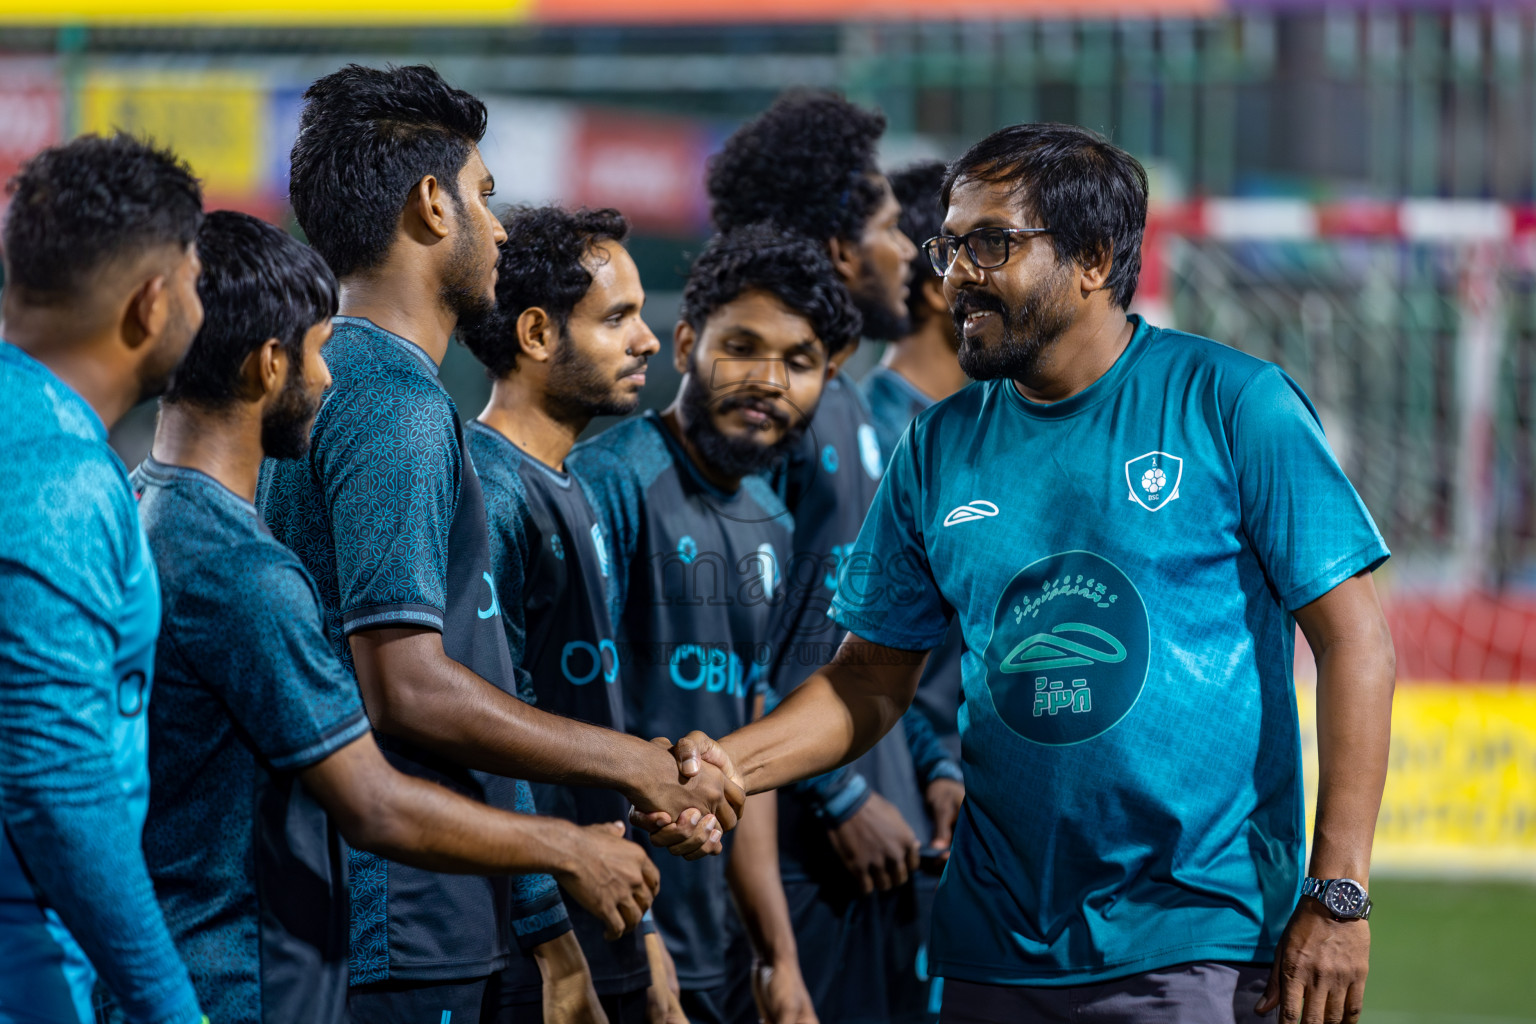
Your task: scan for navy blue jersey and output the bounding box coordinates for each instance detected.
[771,376,932,877]
[258,317,567,984]
[134,459,372,1024]
[468,421,650,996]
[862,366,965,761]
[0,341,201,1024]
[569,412,792,989]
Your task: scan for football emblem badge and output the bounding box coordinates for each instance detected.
[1124,451,1183,512]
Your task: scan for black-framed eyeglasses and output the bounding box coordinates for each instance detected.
[922,227,1052,275]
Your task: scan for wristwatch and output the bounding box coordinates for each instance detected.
[1301,877,1372,921]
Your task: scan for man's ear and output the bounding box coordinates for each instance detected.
[124,274,169,352]
[828,342,860,377]
[826,235,862,283]
[1079,244,1113,298]
[235,338,286,403]
[672,320,696,375]
[408,175,452,241]
[516,307,558,365]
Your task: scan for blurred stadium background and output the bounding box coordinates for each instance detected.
[1,1,1532,1019]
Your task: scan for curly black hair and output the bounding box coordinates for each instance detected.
[889,159,948,327]
[706,90,887,247]
[679,225,862,358]
[941,123,1148,310]
[3,133,202,302]
[165,211,338,408]
[457,205,630,379]
[289,64,487,280]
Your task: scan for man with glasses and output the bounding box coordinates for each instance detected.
[664,123,1396,1024]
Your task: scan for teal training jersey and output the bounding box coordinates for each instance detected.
[830,316,1388,986]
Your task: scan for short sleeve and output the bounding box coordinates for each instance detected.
[316,385,460,635]
[169,547,370,771]
[829,427,952,651]
[1230,365,1390,611]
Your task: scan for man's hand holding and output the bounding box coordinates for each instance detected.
[629,733,746,859]
[553,822,660,940]
[827,791,920,895]
[1255,897,1370,1024]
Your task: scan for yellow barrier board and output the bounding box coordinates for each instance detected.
[0,1,528,25]
[1297,683,1536,878]
[78,71,265,198]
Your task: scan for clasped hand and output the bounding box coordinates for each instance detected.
[628,734,746,859]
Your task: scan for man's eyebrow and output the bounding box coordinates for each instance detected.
[481,174,496,190]
[603,300,639,318]
[939,216,1024,233]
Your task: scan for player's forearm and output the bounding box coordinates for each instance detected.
[725,792,799,966]
[1310,631,1395,882]
[351,627,664,797]
[724,637,925,795]
[328,756,587,878]
[1299,574,1397,884]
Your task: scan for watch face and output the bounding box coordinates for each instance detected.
[1325,880,1366,918]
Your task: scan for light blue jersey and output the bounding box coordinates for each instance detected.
[830,316,1388,987]
[0,341,201,1024]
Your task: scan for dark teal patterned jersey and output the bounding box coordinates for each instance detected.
[0,341,201,1024]
[133,458,372,1024]
[568,411,792,989]
[833,316,1390,986]
[257,317,567,985]
[469,421,651,998]
[861,365,966,761]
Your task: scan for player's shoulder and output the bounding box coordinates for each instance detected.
[569,413,672,490]
[1136,319,1278,398]
[316,318,456,428]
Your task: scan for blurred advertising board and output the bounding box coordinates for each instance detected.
[0,0,528,25]
[0,60,62,203]
[1299,683,1536,879]
[77,70,284,220]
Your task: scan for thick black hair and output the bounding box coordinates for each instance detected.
[2,133,202,303]
[288,63,488,280]
[163,211,338,407]
[458,205,630,379]
[679,225,862,359]
[706,91,887,247]
[889,160,948,326]
[941,123,1148,310]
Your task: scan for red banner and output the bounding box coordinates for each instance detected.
[568,110,710,236]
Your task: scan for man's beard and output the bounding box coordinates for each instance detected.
[261,360,324,460]
[440,203,496,330]
[545,328,647,422]
[679,356,808,480]
[851,263,911,342]
[952,262,1074,381]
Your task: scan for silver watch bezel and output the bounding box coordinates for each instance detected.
[1310,876,1371,921]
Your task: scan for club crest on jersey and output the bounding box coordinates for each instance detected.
[943,499,1000,527]
[590,523,610,578]
[857,423,882,480]
[1124,451,1183,512]
[677,535,698,564]
[821,444,839,474]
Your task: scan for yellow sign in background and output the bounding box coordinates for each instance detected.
[0,1,529,26]
[1298,684,1536,877]
[77,71,266,199]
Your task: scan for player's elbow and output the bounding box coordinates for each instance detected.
[330,773,418,858]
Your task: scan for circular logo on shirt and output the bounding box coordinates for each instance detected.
[981,550,1149,745]
[821,444,840,474]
